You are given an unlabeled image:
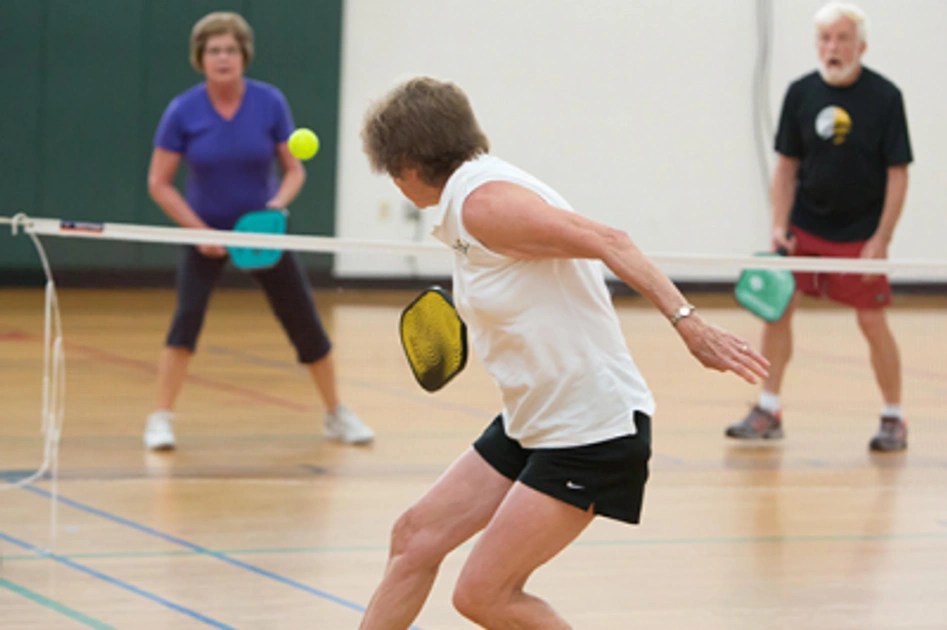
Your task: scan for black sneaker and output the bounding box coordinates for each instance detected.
[725,405,784,440]
[869,416,907,452]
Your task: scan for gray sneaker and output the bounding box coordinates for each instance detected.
[869,416,907,452]
[725,405,784,440]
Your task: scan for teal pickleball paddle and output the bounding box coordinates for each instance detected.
[228,209,288,270]
[734,250,796,322]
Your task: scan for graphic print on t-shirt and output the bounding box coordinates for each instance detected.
[815,106,852,145]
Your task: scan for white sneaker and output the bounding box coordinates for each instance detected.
[324,405,374,445]
[144,410,176,451]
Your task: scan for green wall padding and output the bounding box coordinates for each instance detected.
[0,0,343,277]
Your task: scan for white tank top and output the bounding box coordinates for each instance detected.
[431,154,655,448]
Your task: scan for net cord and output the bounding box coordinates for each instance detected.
[3,213,946,276]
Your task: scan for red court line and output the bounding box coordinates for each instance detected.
[4,329,312,412]
[801,345,947,383]
[0,331,31,341]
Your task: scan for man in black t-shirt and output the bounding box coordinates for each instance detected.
[726,2,912,452]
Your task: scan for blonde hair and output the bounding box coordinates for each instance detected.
[361,77,489,185]
[189,12,254,72]
[814,2,867,43]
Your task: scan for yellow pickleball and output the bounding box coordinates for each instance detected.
[288,128,320,161]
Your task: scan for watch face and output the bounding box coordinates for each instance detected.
[671,305,695,325]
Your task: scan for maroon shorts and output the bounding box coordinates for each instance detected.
[791,226,891,309]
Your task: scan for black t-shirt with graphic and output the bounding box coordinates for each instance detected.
[775,67,912,242]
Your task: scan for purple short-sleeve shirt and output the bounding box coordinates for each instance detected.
[154,78,294,229]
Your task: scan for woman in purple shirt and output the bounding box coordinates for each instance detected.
[144,12,373,450]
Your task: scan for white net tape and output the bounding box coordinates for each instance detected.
[3,213,947,276]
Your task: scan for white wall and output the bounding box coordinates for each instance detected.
[335,0,946,281]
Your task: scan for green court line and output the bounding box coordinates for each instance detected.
[575,531,947,546]
[3,530,945,563]
[0,578,115,629]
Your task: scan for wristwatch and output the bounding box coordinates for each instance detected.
[669,303,697,327]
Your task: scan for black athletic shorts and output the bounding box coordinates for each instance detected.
[473,412,652,524]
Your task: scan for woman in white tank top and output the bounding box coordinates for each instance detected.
[358,77,769,630]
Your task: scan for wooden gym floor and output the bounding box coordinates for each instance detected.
[1,287,945,629]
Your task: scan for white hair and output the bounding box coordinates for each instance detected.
[814,2,868,43]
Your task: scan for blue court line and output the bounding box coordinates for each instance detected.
[0,577,114,629]
[0,531,232,629]
[19,484,409,625]
[1,469,49,482]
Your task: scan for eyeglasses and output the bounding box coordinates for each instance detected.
[204,46,241,57]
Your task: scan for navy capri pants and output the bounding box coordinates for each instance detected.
[165,246,331,363]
